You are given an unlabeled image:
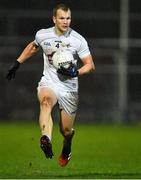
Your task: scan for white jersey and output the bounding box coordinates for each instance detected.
[35,27,91,92]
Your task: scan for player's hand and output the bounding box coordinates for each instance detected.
[57,63,78,78]
[6,61,20,80]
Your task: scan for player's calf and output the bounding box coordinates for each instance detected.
[59,129,75,167]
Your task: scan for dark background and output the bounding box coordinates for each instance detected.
[0,0,141,124]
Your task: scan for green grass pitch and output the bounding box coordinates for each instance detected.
[0,122,141,179]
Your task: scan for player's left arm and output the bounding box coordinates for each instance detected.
[78,55,95,76]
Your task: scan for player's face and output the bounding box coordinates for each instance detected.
[53,9,71,35]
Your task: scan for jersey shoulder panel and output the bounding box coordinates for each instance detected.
[70,29,85,42]
[36,27,53,35]
[35,27,54,45]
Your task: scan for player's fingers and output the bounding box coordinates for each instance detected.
[12,72,15,79]
[7,74,11,80]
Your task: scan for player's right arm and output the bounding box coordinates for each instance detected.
[17,41,39,63]
[6,41,39,80]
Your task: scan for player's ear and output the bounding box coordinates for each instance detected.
[53,16,56,24]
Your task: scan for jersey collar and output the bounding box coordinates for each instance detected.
[53,27,72,37]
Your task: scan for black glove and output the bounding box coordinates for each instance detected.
[57,63,78,78]
[6,60,20,80]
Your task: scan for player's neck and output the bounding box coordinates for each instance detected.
[54,26,67,36]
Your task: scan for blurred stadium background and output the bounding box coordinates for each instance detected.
[1,0,141,124]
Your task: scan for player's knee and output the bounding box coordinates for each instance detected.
[61,127,72,138]
[40,96,51,109]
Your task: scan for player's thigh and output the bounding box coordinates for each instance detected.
[37,87,57,107]
[60,109,75,132]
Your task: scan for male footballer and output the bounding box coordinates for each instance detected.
[6,3,95,167]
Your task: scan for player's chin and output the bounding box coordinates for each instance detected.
[61,27,69,32]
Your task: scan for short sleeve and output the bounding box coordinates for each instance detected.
[34,32,40,46]
[77,38,91,59]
